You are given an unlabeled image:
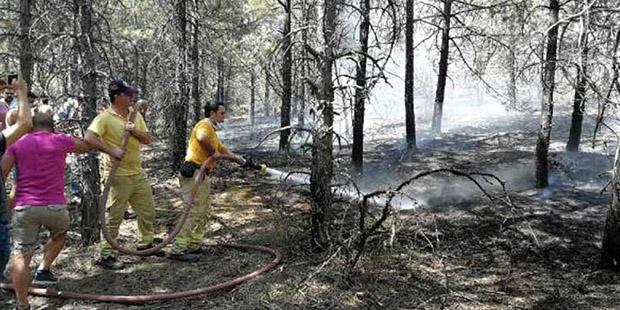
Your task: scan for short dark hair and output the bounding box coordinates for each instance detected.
[205,101,225,117]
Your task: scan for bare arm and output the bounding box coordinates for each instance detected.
[84,130,124,160]
[195,130,243,164]
[126,125,151,145]
[2,80,32,146]
[196,132,218,155]
[1,155,14,181]
[73,137,90,154]
[217,144,244,165]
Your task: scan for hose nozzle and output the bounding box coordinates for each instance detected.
[242,157,266,174]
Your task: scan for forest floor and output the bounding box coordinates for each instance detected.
[2,112,620,309]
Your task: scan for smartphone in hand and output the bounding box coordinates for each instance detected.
[7,74,18,85]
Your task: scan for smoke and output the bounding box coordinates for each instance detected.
[331,47,531,141]
[353,150,612,211]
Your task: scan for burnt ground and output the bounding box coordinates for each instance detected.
[2,114,620,309]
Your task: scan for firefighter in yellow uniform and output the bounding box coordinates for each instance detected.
[85,79,158,270]
[170,101,248,262]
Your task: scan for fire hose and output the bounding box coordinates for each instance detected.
[1,107,281,303]
[1,243,281,303]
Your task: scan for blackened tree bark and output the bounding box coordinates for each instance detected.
[566,46,588,152]
[299,53,307,126]
[599,21,620,272]
[566,9,589,153]
[171,0,189,169]
[18,0,33,85]
[137,39,149,98]
[224,66,232,104]
[75,0,101,245]
[280,0,292,151]
[291,71,297,119]
[404,0,417,150]
[506,4,523,108]
[431,0,452,135]
[310,0,336,250]
[352,0,370,174]
[299,0,308,127]
[601,145,620,268]
[508,41,517,107]
[132,43,140,88]
[250,69,256,130]
[216,57,225,103]
[191,4,201,124]
[535,0,560,188]
[264,66,271,116]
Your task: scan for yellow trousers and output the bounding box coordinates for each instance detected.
[100,172,155,256]
[172,173,211,254]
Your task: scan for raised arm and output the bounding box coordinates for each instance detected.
[2,80,32,146]
[5,109,17,127]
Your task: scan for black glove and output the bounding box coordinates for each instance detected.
[242,157,261,170]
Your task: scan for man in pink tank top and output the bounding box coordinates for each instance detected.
[0,109,91,309]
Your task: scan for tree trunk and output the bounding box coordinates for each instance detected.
[280,0,292,151]
[299,0,308,127]
[224,66,232,104]
[264,66,271,117]
[534,0,560,188]
[601,145,620,269]
[132,44,140,88]
[171,0,189,169]
[431,0,451,135]
[216,57,225,103]
[404,0,417,150]
[297,0,309,127]
[291,72,297,121]
[352,0,370,174]
[310,0,336,251]
[508,40,517,108]
[566,9,589,153]
[75,0,101,245]
[138,40,149,98]
[299,63,306,126]
[250,69,256,131]
[191,9,201,124]
[68,49,80,96]
[18,0,33,85]
[506,4,521,108]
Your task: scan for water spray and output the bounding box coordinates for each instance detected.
[257,165,400,209]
